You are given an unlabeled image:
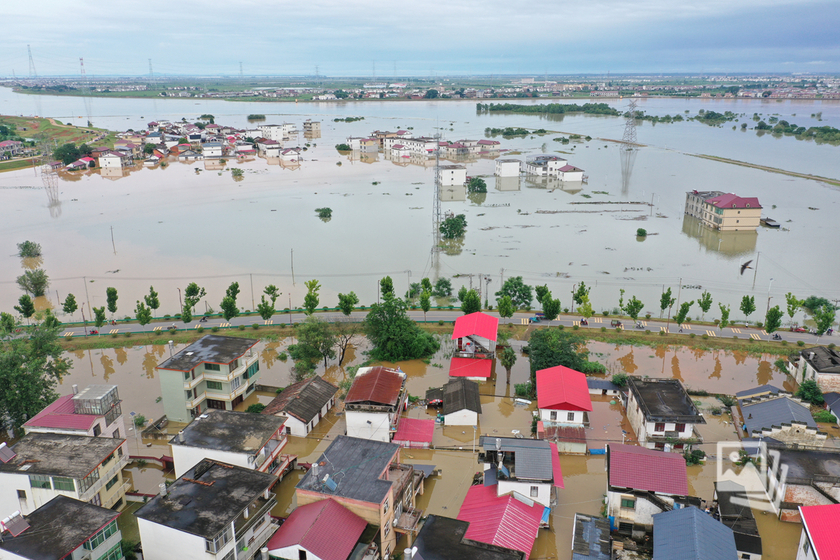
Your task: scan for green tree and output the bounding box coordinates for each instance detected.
[440,214,467,239]
[543,297,561,321]
[16,269,49,297]
[433,278,452,297]
[500,346,517,385]
[184,282,206,311]
[457,285,468,303]
[498,295,515,324]
[424,89,440,99]
[182,304,192,324]
[496,276,533,309]
[1,312,16,335]
[573,282,590,307]
[785,292,802,325]
[220,296,238,322]
[257,296,275,321]
[612,373,628,387]
[719,304,731,330]
[618,289,626,315]
[765,305,783,334]
[14,295,35,320]
[0,320,71,432]
[145,286,161,314]
[289,316,336,370]
[226,282,240,303]
[42,309,60,329]
[625,296,644,322]
[579,294,594,320]
[364,293,439,362]
[467,177,487,193]
[246,403,266,414]
[264,285,280,306]
[740,295,756,321]
[93,306,107,334]
[421,278,433,293]
[144,143,155,155]
[135,301,153,329]
[380,276,395,298]
[813,304,837,335]
[16,241,42,258]
[527,329,588,392]
[461,289,481,314]
[698,291,713,320]
[419,291,432,322]
[337,292,360,316]
[674,301,694,326]
[53,142,81,165]
[106,287,118,317]
[62,294,78,318]
[534,285,550,306]
[660,288,675,319]
[303,279,321,315]
[796,379,824,405]
[333,319,361,364]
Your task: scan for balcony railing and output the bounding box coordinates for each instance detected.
[103,481,132,508]
[235,517,279,558]
[80,454,130,503]
[182,355,258,389]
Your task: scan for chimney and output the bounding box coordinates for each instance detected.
[177,430,185,443]
[244,506,250,520]
[159,483,167,497]
[810,352,816,360]
[404,549,412,560]
[260,548,269,560]
[72,384,79,394]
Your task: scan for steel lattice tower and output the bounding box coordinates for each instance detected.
[40,140,61,218]
[619,99,638,195]
[622,99,638,145]
[28,45,37,77]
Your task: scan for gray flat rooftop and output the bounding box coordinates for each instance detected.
[0,433,124,479]
[479,436,553,481]
[296,436,398,504]
[157,335,259,371]
[572,513,611,560]
[170,409,285,454]
[735,385,781,400]
[628,377,705,423]
[0,496,119,560]
[774,447,840,481]
[136,459,276,539]
[414,515,524,560]
[802,347,840,374]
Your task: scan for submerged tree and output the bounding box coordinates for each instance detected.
[62,294,78,319]
[303,279,321,315]
[500,346,517,385]
[364,292,439,362]
[16,269,49,297]
[337,292,360,317]
[106,287,118,318]
[17,241,42,258]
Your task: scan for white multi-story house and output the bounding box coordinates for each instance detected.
[523,155,567,176]
[202,142,224,158]
[794,347,840,393]
[382,136,437,154]
[169,409,293,479]
[495,158,520,177]
[0,496,123,560]
[258,124,287,141]
[348,137,379,152]
[262,376,338,437]
[136,460,279,560]
[625,377,705,452]
[23,384,125,442]
[536,365,592,454]
[344,366,407,442]
[0,433,130,515]
[98,151,125,169]
[302,120,321,133]
[479,436,563,508]
[156,335,262,423]
[437,164,467,187]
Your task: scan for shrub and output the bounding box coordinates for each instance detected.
[196,326,204,333]
[645,329,651,335]
[154,330,162,336]
[813,410,837,423]
[580,361,606,374]
[438,320,444,326]
[601,326,607,332]
[829,343,836,349]
[557,324,564,331]
[124,332,132,338]
[702,334,709,339]
[717,395,737,407]
[689,333,696,338]
[774,358,789,374]
[781,340,788,346]
[163,314,170,319]
[246,403,266,414]
[133,415,146,427]
[636,228,647,237]
[212,326,220,332]
[252,323,260,329]
[573,325,580,330]
[111,333,118,339]
[684,449,706,465]
[659,331,666,336]
[612,373,628,387]
[797,340,805,347]
[514,382,532,398]
[645,313,651,320]
[796,379,824,405]
[238,324,245,331]
[601,310,609,316]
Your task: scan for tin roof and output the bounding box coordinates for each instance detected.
[23,395,97,431]
[449,357,492,378]
[800,503,840,559]
[267,499,366,560]
[653,507,737,560]
[457,485,543,557]
[345,366,404,406]
[263,376,338,424]
[452,312,499,341]
[536,366,592,412]
[393,418,435,444]
[607,443,689,495]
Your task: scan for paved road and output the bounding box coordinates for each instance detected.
[59,309,833,347]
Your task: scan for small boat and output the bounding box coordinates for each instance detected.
[761,218,780,228]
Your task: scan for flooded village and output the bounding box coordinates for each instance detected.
[2,81,840,560]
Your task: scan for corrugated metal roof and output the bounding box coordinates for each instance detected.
[706,193,762,210]
[735,385,781,399]
[608,444,689,495]
[536,366,593,412]
[393,418,435,443]
[572,513,611,560]
[452,312,499,342]
[266,499,366,560]
[263,376,338,423]
[23,395,98,431]
[443,378,482,415]
[345,367,404,406]
[457,485,543,557]
[480,437,554,482]
[549,442,564,488]
[653,507,738,560]
[800,503,840,559]
[449,357,492,378]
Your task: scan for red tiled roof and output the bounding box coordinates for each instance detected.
[608,444,688,495]
[549,442,565,488]
[452,312,498,342]
[477,140,500,145]
[449,357,492,378]
[706,193,762,210]
[536,366,592,412]
[800,503,840,559]
[393,418,434,444]
[559,165,582,172]
[267,499,366,560]
[345,367,404,406]
[23,395,97,431]
[457,485,543,557]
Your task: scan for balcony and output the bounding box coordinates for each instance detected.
[79,453,130,503]
[103,481,132,508]
[394,507,423,532]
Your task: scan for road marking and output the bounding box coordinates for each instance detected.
[109,329,119,335]
[153,326,163,332]
[264,320,273,325]
[638,321,647,327]
[761,330,768,335]
[520,318,529,325]
[679,324,691,330]
[573,321,581,326]
[220,322,231,328]
[591,317,603,323]
[706,330,717,337]
[660,326,669,333]
[63,331,74,338]
[731,328,741,334]
[750,334,761,340]
[195,324,203,329]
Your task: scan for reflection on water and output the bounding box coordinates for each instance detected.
[682,214,758,257]
[495,176,520,191]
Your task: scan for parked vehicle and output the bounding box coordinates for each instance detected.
[611,319,623,328]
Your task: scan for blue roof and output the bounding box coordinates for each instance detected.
[824,392,840,414]
[587,379,620,391]
[735,385,781,399]
[741,397,816,434]
[653,507,738,560]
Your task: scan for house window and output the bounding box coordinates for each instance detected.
[113,428,120,440]
[206,381,223,391]
[205,527,233,553]
[741,554,750,559]
[105,475,120,491]
[79,470,101,493]
[98,542,123,560]
[621,498,636,509]
[674,444,685,450]
[618,522,633,534]
[29,475,51,489]
[17,490,26,500]
[90,493,102,506]
[299,551,307,560]
[231,376,242,390]
[205,363,221,372]
[549,411,557,421]
[567,412,575,422]
[803,539,810,555]
[93,424,102,437]
[184,372,191,380]
[654,423,666,432]
[53,477,75,492]
[84,520,118,550]
[655,443,665,450]
[530,486,539,498]
[384,524,390,538]
[675,423,686,433]
[383,498,389,514]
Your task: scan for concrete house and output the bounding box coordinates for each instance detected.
[156,335,261,423]
[558,164,585,182]
[714,481,763,560]
[23,384,125,441]
[796,503,840,560]
[0,496,123,560]
[762,446,840,523]
[739,393,825,446]
[606,443,698,537]
[495,158,520,177]
[262,376,338,437]
[794,347,840,392]
[0,433,130,516]
[413,514,525,560]
[523,155,567,176]
[437,164,467,186]
[266,499,368,560]
[281,148,302,162]
[97,151,125,169]
[626,377,705,452]
[169,409,293,478]
[536,366,592,454]
[449,312,498,382]
[295,436,424,560]
[426,377,482,426]
[302,120,321,134]
[480,436,564,508]
[202,141,224,158]
[344,366,407,442]
[457,484,544,558]
[652,507,738,560]
[684,190,762,232]
[136,460,279,560]
[348,137,379,153]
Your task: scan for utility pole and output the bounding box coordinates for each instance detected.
[766,278,775,317]
[250,273,255,310]
[751,251,760,289]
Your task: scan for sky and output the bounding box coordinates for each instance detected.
[3,0,840,77]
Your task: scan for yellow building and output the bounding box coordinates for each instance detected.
[684,191,762,231]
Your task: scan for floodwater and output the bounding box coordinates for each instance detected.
[2,86,839,324]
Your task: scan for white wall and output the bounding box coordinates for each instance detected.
[346,410,391,442]
[489,472,552,508]
[796,527,817,560]
[170,445,249,478]
[99,155,122,168]
[539,408,584,425]
[444,409,477,427]
[270,544,324,560]
[495,160,519,177]
[606,491,673,528]
[138,517,220,560]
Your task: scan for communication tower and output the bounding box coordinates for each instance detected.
[28,45,37,77]
[619,99,638,195]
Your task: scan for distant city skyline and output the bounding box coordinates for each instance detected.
[3,0,839,77]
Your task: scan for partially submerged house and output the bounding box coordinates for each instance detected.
[413,514,525,560]
[714,481,763,560]
[426,377,482,426]
[794,347,840,393]
[764,446,840,523]
[536,366,591,453]
[739,393,825,446]
[479,436,564,508]
[266,498,368,560]
[344,366,407,442]
[652,507,738,560]
[262,376,338,437]
[456,485,544,558]
[494,158,520,177]
[450,312,498,381]
[392,417,435,449]
[797,503,840,560]
[626,377,705,452]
